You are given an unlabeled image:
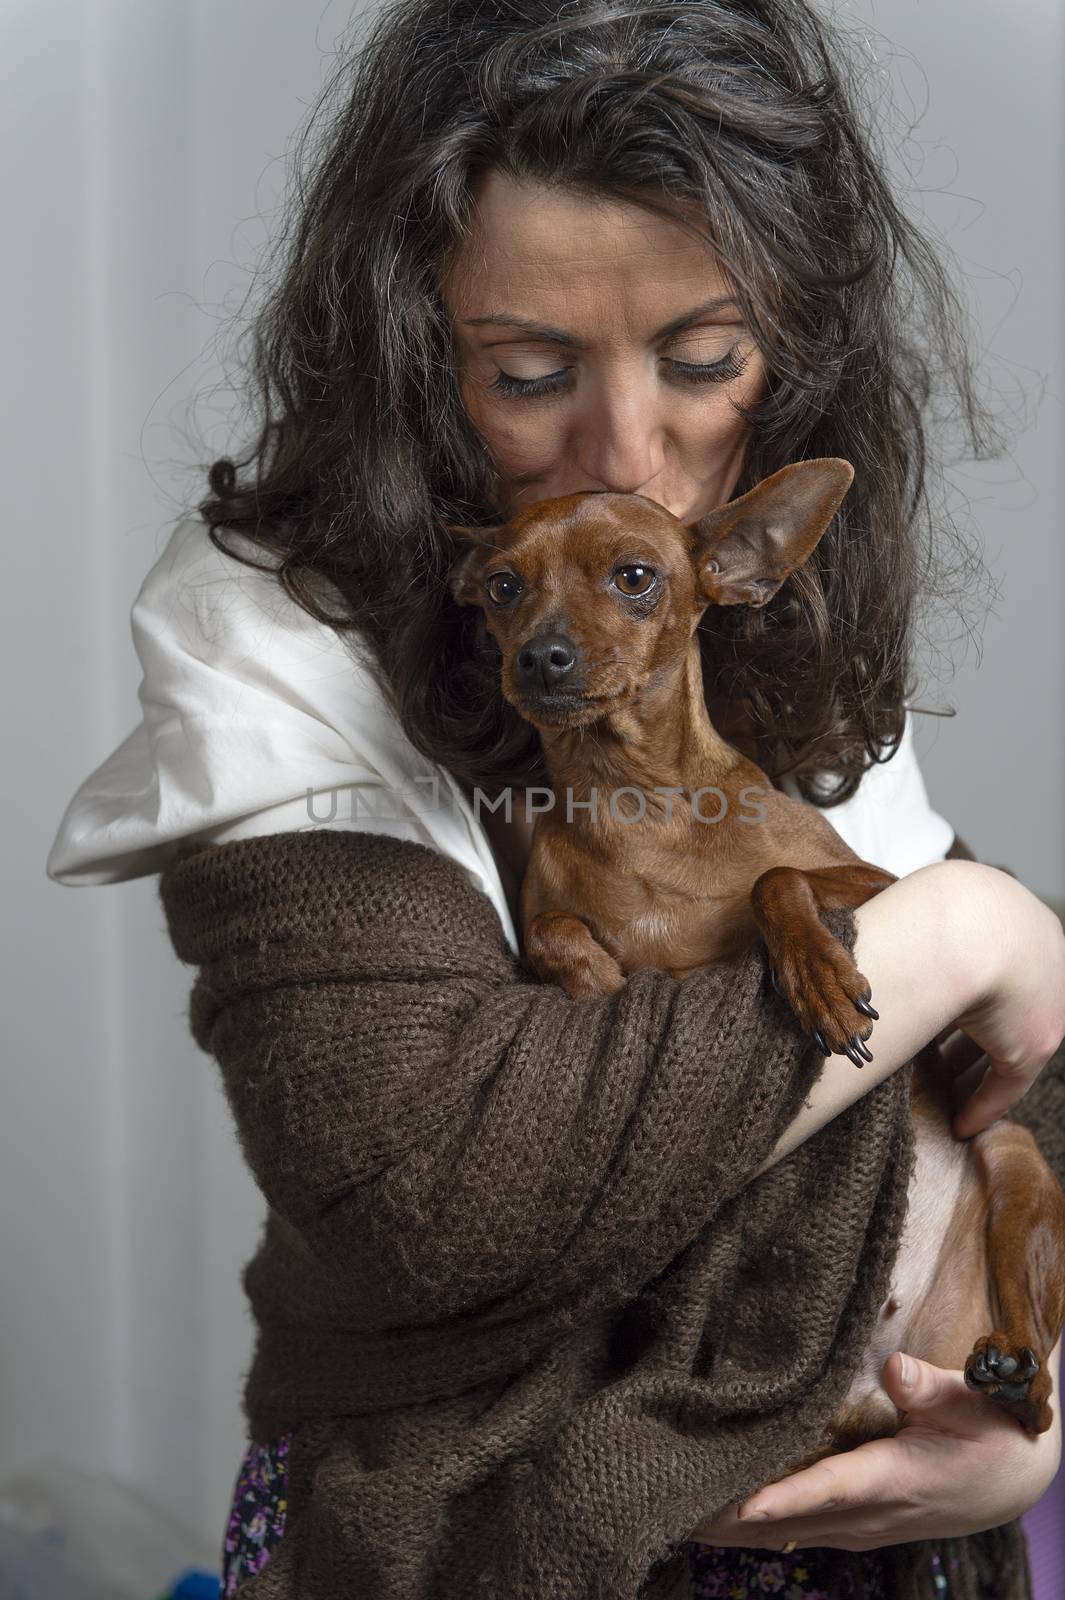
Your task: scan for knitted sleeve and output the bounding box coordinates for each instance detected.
[158,827,857,1329]
[1015,1042,1065,1189]
[944,833,1065,1188]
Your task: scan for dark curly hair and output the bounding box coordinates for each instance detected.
[195,0,1004,805]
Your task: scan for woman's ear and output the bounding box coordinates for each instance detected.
[443,523,503,607]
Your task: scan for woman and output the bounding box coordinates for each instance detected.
[47,1,1065,1596]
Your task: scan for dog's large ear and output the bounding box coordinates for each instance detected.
[442,523,503,608]
[684,459,854,608]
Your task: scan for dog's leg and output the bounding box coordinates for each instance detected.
[750,863,896,1064]
[525,910,628,1000]
[963,1119,1065,1434]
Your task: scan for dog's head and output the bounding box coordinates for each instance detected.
[444,457,853,731]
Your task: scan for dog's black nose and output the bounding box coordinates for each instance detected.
[517,633,577,690]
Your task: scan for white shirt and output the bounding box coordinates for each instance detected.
[46,514,954,960]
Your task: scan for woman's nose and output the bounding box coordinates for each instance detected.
[577,389,666,496]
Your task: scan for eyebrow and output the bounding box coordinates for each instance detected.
[460,295,742,348]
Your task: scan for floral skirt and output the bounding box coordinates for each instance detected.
[222,1433,290,1596]
[221,1431,957,1598]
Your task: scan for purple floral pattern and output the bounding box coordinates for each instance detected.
[691,1541,886,1599]
[221,1431,292,1596]
[690,1541,956,1597]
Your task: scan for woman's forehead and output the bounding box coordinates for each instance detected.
[443,170,740,333]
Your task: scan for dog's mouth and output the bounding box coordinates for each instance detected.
[517,687,628,724]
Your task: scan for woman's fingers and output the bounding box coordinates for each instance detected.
[951,1059,1025,1139]
[927,1024,985,1126]
[880,1350,971,1422]
[929,1028,994,1136]
[935,1026,986,1075]
[691,1511,909,1554]
[688,1472,916,1553]
[687,1498,762,1547]
[736,1438,899,1524]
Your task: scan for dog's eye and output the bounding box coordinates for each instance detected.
[613,565,657,597]
[486,571,523,606]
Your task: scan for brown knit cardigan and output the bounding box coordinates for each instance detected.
[158,826,1064,1600]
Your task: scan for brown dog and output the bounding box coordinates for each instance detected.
[445,460,1065,1459]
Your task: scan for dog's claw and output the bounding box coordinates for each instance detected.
[842,1039,865,1068]
[809,1029,829,1056]
[850,1032,874,1064]
[854,995,879,1020]
[769,966,786,999]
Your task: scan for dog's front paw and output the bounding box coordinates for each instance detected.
[768,938,878,1068]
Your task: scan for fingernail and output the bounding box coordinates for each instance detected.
[899,1354,914,1386]
[739,1500,771,1521]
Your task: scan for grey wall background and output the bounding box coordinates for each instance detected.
[6,0,1062,1556]
[866,0,1064,892]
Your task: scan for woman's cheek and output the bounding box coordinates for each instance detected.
[462,387,562,481]
[690,404,744,458]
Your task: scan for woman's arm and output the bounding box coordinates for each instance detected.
[753,857,1065,1177]
[159,826,908,1332]
[750,861,982,1177]
[161,835,1059,1330]
[944,832,1065,1189]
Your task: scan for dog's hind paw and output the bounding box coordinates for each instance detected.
[964,1334,1053,1433]
[965,1337,1038,1399]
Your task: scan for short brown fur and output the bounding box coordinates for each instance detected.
[447,459,1065,1463]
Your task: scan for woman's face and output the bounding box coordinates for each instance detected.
[440,169,770,525]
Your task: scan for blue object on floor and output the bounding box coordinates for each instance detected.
[167,1571,221,1600]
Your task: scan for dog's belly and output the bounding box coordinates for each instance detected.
[837,1077,992,1434]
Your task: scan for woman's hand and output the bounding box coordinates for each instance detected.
[688,1341,1062,1553]
[943,871,1065,1140]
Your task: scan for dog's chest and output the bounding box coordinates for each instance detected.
[528,825,769,972]
[524,779,859,976]
[620,886,758,970]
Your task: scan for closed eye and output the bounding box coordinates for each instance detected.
[489,344,750,400]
